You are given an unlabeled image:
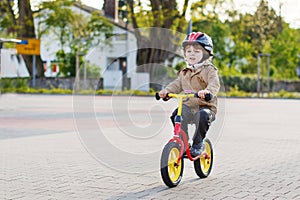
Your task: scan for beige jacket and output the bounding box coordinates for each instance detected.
[165,61,220,114]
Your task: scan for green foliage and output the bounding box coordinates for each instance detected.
[55,49,102,79]
[267,89,300,98]
[36,1,113,77]
[36,0,76,48]
[191,0,299,79]
[263,24,300,79]
[79,62,101,79]
[220,66,243,77]
[44,87,73,94]
[87,12,114,43]
[221,75,255,92]
[218,88,300,99]
[0,78,29,93]
[126,0,189,78]
[246,0,281,48]
[223,85,253,97]
[221,75,274,93]
[174,61,185,71]
[0,1,18,34]
[1,78,299,99]
[55,50,76,77]
[95,89,113,95]
[167,66,177,78]
[1,0,300,82]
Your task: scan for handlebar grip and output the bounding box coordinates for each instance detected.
[155,92,169,101]
[155,92,160,100]
[194,93,212,101]
[204,93,213,101]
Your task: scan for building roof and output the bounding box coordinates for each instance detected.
[73,2,133,32]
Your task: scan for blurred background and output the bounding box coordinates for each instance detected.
[0,0,299,95]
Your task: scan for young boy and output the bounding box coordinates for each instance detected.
[158,32,220,156]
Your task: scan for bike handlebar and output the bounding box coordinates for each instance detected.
[155,92,212,102]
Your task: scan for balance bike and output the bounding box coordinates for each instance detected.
[155,92,214,187]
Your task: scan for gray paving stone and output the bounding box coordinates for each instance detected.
[0,94,299,199]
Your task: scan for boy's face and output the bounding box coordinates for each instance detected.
[184,44,204,66]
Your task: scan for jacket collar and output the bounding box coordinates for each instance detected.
[186,61,205,71]
[181,60,213,76]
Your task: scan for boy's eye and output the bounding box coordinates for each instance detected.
[186,50,201,53]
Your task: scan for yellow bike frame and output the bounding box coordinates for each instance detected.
[167,93,196,117]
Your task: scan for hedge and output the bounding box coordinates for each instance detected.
[1,76,299,94]
[220,75,274,92]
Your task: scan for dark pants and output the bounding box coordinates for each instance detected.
[170,105,215,147]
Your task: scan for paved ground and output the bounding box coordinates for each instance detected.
[0,94,299,199]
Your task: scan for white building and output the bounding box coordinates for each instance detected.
[0,0,149,91]
[0,48,29,78]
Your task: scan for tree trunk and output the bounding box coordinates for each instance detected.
[18,0,44,78]
[128,0,189,80]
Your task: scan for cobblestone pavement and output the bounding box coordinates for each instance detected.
[0,94,299,199]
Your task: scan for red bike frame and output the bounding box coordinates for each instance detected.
[163,93,210,164]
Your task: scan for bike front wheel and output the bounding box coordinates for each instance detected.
[160,142,184,187]
[194,138,213,178]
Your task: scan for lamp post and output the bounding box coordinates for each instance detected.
[297,54,300,78]
[122,17,129,90]
[75,51,86,92]
[257,53,271,96]
[75,52,80,92]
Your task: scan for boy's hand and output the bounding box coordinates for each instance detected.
[159,89,168,98]
[198,89,211,99]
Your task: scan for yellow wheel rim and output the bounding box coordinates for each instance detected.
[168,147,182,182]
[200,141,212,174]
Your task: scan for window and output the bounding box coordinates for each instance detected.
[105,33,127,41]
[114,33,127,41]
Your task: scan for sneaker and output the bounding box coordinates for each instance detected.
[190,142,206,157]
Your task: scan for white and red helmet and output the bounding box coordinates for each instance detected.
[182,32,213,55]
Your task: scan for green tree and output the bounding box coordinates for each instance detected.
[191,0,234,73]
[199,0,283,76]
[0,0,16,35]
[224,13,257,74]
[241,0,281,74]
[248,0,281,49]
[36,0,77,52]
[36,1,113,77]
[264,23,300,79]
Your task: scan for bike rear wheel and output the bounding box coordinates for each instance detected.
[194,138,213,178]
[160,142,184,187]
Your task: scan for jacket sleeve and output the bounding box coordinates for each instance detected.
[206,67,220,96]
[164,73,182,94]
